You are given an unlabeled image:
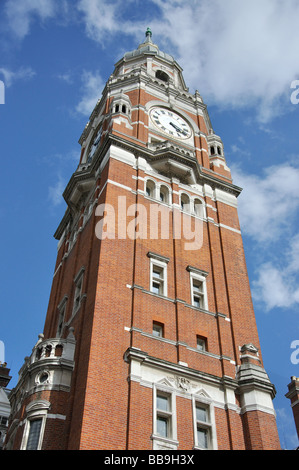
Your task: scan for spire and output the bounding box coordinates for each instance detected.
[145,27,153,42]
[137,27,158,51]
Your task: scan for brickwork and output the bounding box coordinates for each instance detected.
[5,31,280,451]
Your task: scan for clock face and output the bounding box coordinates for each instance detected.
[150,107,192,139]
[87,126,102,162]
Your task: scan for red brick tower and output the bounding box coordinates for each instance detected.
[5,29,280,450]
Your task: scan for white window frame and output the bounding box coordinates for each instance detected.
[187,266,208,310]
[148,252,169,297]
[56,295,68,337]
[152,385,178,450]
[20,400,50,451]
[72,267,85,315]
[145,179,156,199]
[192,396,217,450]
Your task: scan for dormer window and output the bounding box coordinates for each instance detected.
[155,70,169,83]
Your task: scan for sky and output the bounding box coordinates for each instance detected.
[0,0,298,450]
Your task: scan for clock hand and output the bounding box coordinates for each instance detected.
[170,122,183,132]
[170,122,188,136]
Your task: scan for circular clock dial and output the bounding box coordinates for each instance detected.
[150,107,192,139]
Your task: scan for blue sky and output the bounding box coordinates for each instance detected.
[0,0,298,449]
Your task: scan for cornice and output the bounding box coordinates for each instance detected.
[54,133,242,240]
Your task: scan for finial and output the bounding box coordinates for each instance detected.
[145,27,152,38]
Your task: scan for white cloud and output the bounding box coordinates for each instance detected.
[232,162,299,311]
[48,174,65,207]
[4,0,299,122]
[76,0,123,45]
[0,66,35,87]
[75,70,105,116]
[232,163,299,243]
[148,0,299,122]
[4,0,57,39]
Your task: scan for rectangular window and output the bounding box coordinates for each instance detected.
[192,278,204,308]
[72,267,85,315]
[148,253,169,298]
[156,392,172,439]
[187,266,208,310]
[26,419,43,450]
[196,335,207,352]
[194,402,213,450]
[153,322,164,338]
[73,278,83,311]
[150,263,167,296]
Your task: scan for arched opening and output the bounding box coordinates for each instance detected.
[194,199,204,218]
[181,193,190,212]
[155,70,169,83]
[159,185,169,204]
[146,180,155,198]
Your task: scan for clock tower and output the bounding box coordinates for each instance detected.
[5,29,280,450]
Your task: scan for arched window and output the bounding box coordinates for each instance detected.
[146,180,156,198]
[122,104,126,113]
[115,104,119,113]
[155,70,169,83]
[217,146,222,155]
[181,193,190,212]
[210,146,215,155]
[159,185,169,204]
[194,199,204,218]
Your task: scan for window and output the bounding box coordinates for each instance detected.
[156,392,172,438]
[159,185,169,204]
[187,266,208,310]
[145,179,155,198]
[73,267,85,314]
[73,279,82,311]
[151,265,165,295]
[26,419,43,450]
[194,403,213,450]
[194,198,204,218]
[57,296,67,337]
[155,70,169,83]
[153,322,164,338]
[21,400,50,450]
[192,278,204,308]
[148,252,169,297]
[180,193,190,212]
[196,335,207,352]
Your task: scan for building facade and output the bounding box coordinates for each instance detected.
[5,30,281,450]
[0,363,11,450]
